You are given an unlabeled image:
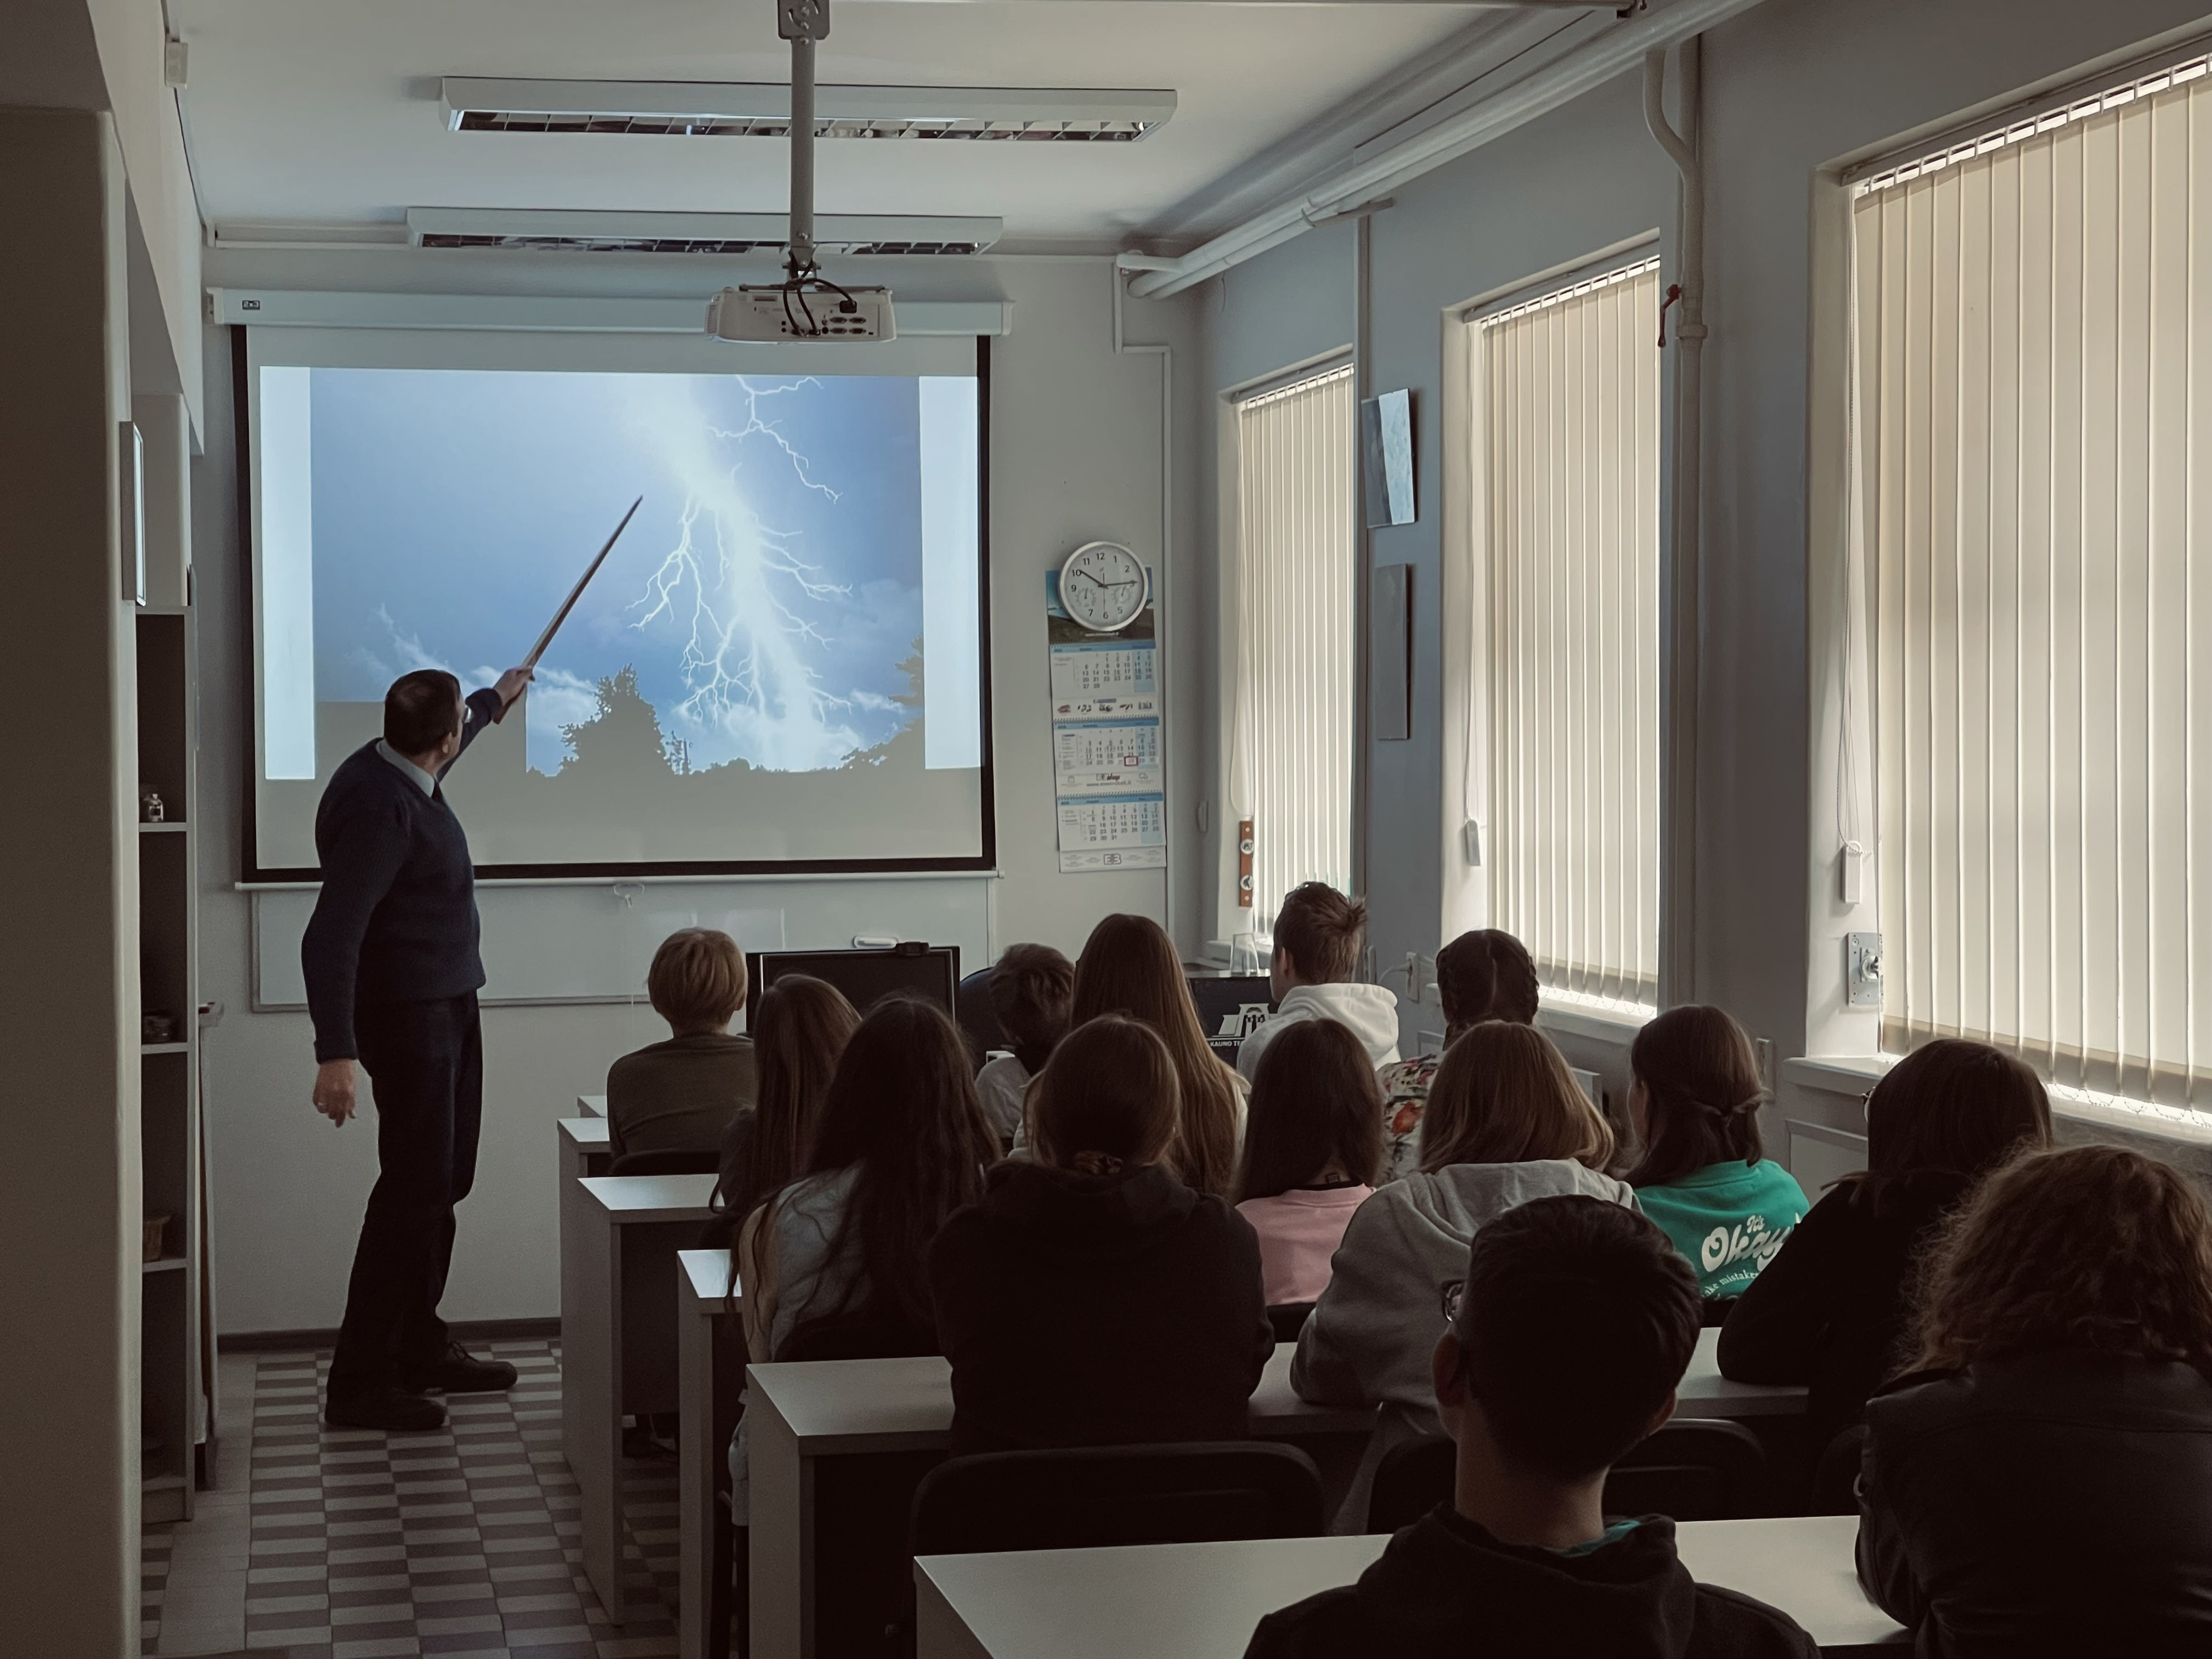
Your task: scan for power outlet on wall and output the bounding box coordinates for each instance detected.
[1847,932,1884,1009]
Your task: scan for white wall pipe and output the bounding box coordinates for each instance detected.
[1121,0,1769,298]
[1110,268,1183,950]
[1646,38,1703,1007]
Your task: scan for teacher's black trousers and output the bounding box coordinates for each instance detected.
[329,991,483,1398]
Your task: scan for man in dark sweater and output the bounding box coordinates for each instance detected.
[304,666,531,1430]
[1245,1197,1818,1659]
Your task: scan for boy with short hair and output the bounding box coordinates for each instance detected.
[605,927,758,1161]
[1245,1195,1818,1659]
[1234,882,1401,1081]
[974,943,1076,1149]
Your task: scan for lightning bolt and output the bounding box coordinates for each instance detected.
[624,377,866,772]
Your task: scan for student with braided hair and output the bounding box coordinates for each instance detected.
[1376,929,1542,1181]
[1622,1005,1807,1301]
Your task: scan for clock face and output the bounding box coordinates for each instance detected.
[1059,541,1149,633]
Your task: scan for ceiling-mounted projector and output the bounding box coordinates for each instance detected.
[707,283,895,341]
[709,0,896,343]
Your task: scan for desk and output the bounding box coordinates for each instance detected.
[746,1326,1800,1658]
[1677,1326,1805,1417]
[578,1092,606,1117]
[558,1114,612,1182]
[747,1346,1374,1659]
[677,1249,744,1659]
[560,1172,716,1622]
[913,1515,1905,1657]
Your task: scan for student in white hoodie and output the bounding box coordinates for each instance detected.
[1292,1019,1636,1528]
[1237,883,1402,1085]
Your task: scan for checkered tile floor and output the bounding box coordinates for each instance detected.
[140,1340,688,1659]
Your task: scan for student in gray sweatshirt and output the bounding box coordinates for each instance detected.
[1293,1021,1637,1528]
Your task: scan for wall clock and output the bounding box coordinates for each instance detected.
[1058,540,1149,634]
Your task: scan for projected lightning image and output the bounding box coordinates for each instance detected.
[625,379,871,775]
[252,360,985,871]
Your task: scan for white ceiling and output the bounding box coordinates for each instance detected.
[169,0,1503,249]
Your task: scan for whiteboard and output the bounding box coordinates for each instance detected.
[252,876,996,1009]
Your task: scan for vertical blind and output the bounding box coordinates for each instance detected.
[1233,363,1357,935]
[1482,261,1663,1007]
[1856,50,2212,1108]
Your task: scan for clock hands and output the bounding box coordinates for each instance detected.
[1068,568,1140,597]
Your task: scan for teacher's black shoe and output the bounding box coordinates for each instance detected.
[324,1386,447,1433]
[404,1342,520,1396]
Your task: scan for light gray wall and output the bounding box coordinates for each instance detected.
[0,104,142,1659]
[1197,0,2212,1097]
[191,255,1204,1333]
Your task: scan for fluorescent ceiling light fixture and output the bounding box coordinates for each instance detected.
[405,207,1001,257]
[441,77,1176,142]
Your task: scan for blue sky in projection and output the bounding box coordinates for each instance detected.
[309,368,930,775]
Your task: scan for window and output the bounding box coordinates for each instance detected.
[1479,259,1663,1008]
[1854,49,2212,1109]
[1230,363,1357,934]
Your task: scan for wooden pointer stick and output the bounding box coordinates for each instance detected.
[495,496,644,721]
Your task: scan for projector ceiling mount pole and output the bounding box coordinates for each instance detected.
[703,0,895,340]
[780,0,830,283]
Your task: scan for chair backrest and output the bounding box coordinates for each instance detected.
[1602,1419,1768,1522]
[1809,1421,1868,1517]
[1266,1302,1316,1343]
[777,1312,939,1363]
[911,1442,1325,1558]
[1365,1418,1771,1533]
[607,1147,720,1177]
[955,967,1007,1068]
[1367,1433,1455,1533]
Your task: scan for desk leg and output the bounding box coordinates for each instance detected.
[679,1279,715,1659]
[749,1385,806,1659]
[914,1567,992,1659]
[565,1194,628,1623]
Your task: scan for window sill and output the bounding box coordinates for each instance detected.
[1535,997,1650,1046]
[1782,1054,1889,1099]
[1786,1053,2212,1165]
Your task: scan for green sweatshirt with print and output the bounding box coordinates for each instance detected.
[1634,1160,1810,1299]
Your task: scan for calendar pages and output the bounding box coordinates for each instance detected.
[1046,569,1167,872]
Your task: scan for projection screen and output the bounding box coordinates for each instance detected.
[240,328,992,879]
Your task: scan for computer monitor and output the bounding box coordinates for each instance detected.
[744,945,961,1032]
[1185,973,1276,1064]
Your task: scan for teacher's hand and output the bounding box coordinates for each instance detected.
[313,1058,358,1126]
[491,665,535,723]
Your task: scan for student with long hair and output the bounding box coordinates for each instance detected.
[974,943,1075,1150]
[1035,912,1248,1199]
[1293,1020,1632,1526]
[726,996,998,1519]
[930,1015,1273,1455]
[1375,929,1541,1181]
[1718,1038,2052,1463]
[1622,1005,1808,1301]
[1235,1020,1385,1306]
[1858,1145,2212,1655]
[701,975,859,1251]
